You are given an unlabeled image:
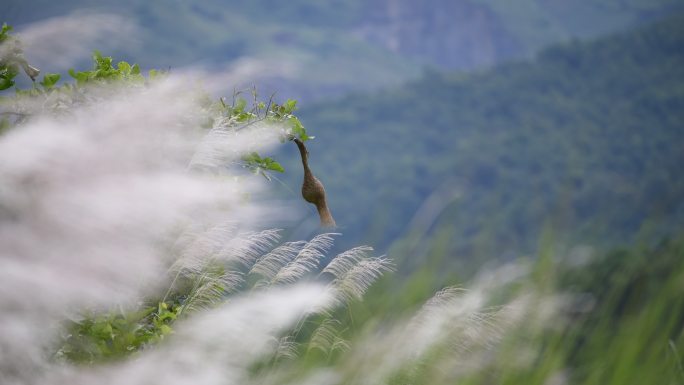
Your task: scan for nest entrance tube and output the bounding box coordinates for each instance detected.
[294,138,336,228]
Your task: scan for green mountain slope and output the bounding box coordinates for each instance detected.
[4,0,683,101]
[285,13,684,264]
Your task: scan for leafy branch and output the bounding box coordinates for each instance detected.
[1,24,312,176]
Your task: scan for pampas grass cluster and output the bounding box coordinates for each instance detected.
[0,36,396,383]
[0,67,554,384]
[0,16,568,385]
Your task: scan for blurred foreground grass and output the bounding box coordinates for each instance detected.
[288,234,684,384]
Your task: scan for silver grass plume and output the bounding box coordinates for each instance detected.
[217,229,283,268]
[169,229,284,314]
[273,233,339,285]
[331,256,394,304]
[320,246,374,279]
[250,241,308,283]
[0,15,399,384]
[308,318,351,357]
[55,286,334,385]
[0,65,288,382]
[271,336,300,362]
[171,228,282,276]
[172,222,239,267]
[266,261,564,385]
[179,270,245,314]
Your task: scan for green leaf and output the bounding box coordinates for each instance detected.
[0,23,13,42]
[68,68,90,84]
[92,50,103,66]
[92,51,113,72]
[39,73,60,89]
[289,116,312,141]
[263,158,285,173]
[242,152,261,163]
[283,99,297,113]
[159,324,173,335]
[0,64,18,91]
[0,77,14,91]
[241,152,285,173]
[234,97,247,113]
[117,61,131,75]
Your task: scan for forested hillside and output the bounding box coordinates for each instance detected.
[4,0,682,101]
[285,13,684,266]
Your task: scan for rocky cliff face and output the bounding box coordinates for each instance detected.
[355,0,522,69]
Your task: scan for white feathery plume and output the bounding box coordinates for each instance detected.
[216,229,283,269]
[0,16,403,384]
[271,335,300,362]
[320,246,374,279]
[169,229,286,313]
[181,270,245,314]
[308,318,350,356]
[54,285,333,385]
[250,241,307,282]
[314,262,536,385]
[332,257,394,304]
[406,286,503,355]
[273,233,339,285]
[171,228,281,276]
[189,121,284,170]
[0,69,285,382]
[176,223,239,262]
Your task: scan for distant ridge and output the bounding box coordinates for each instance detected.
[3,0,683,101]
[291,13,684,264]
